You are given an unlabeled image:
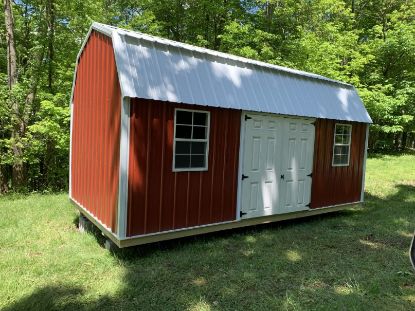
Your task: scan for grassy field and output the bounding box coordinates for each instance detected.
[1,154,414,311]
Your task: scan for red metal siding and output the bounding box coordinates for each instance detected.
[71,30,121,232]
[127,99,241,236]
[310,119,367,208]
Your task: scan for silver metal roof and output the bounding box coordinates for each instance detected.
[91,22,372,123]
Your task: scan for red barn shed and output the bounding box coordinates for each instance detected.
[69,23,372,248]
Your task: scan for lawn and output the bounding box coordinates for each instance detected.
[1,154,415,311]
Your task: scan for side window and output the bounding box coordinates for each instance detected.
[173,109,210,171]
[332,123,352,166]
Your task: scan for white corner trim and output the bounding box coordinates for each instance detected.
[69,102,74,197]
[236,111,246,221]
[360,124,370,202]
[117,96,130,238]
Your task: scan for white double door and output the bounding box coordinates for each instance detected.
[240,112,315,219]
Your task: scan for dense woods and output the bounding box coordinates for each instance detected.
[0,0,414,192]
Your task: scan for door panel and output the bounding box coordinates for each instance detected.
[240,113,315,219]
[280,118,315,213]
[241,114,280,218]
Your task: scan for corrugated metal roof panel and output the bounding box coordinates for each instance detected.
[92,23,372,123]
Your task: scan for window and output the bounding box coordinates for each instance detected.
[173,109,210,171]
[332,124,352,166]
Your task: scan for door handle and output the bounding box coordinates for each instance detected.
[280,174,285,180]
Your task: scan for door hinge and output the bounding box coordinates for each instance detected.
[280,174,285,180]
[306,203,311,208]
[307,173,313,177]
[242,174,249,180]
[240,211,247,217]
[245,115,252,121]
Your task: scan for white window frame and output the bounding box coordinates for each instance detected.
[332,123,352,167]
[173,108,210,172]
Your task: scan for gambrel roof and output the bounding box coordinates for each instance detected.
[74,22,372,123]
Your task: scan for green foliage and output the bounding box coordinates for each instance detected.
[25,94,70,191]
[0,0,414,191]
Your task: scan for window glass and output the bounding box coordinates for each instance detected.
[192,126,206,139]
[332,124,352,166]
[193,112,207,126]
[175,125,192,139]
[174,110,209,170]
[176,111,192,125]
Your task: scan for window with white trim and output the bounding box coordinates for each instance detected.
[332,123,352,166]
[173,109,210,171]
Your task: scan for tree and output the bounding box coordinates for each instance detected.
[4,0,26,190]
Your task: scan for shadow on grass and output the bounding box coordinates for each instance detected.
[4,184,415,310]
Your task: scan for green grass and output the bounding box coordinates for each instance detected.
[1,154,415,310]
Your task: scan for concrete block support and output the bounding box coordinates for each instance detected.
[78,213,93,233]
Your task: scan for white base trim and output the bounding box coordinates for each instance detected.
[71,197,360,248]
[123,220,237,241]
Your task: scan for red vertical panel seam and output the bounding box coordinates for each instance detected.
[127,106,135,236]
[220,111,229,221]
[91,33,98,217]
[84,37,91,211]
[158,106,166,232]
[185,172,190,227]
[93,34,101,224]
[209,112,217,222]
[79,47,85,207]
[143,104,151,234]
[197,172,203,225]
[101,34,108,225]
[102,36,110,227]
[172,173,177,228]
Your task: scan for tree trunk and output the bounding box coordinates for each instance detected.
[4,0,24,189]
[4,0,17,88]
[401,131,408,151]
[0,167,9,193]
[46,0,55,92]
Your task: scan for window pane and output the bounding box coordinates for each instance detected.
[343,134,351,144]
[176,141,191,154]
[194,112,207,126]
[191,142,206,154]
[335,134,343,144]
[336,125,351,136]
[344,126,351,135]
[176,111,192,125]
[175,155,190,168]
[190,155,205,168]
[193,126,206,139]
[340,154,349,165]
[334,145,348,155]
[333,154,342,165]
[176,125,192,138]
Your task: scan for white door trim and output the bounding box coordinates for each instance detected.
[236,112,247,221]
